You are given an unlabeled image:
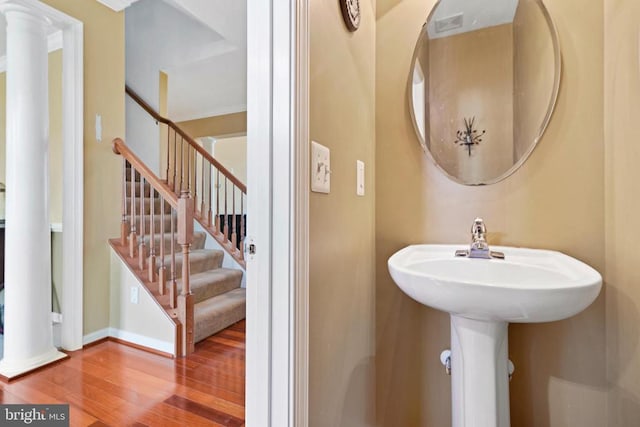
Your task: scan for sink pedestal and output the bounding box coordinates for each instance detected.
[450,315,510,427]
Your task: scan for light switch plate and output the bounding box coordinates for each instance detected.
[356,160,365,196]
[95,114,102,142]
[311,141,330,193]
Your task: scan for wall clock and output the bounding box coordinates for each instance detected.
[340,0,360,32]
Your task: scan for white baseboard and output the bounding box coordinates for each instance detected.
[107,328,174,354]
[82,328,110,346]
[82,327,174,355]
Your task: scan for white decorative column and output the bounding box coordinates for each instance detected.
[0,3,66,378]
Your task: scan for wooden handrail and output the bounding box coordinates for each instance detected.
[125,85,247,194]
[112,138,179,207]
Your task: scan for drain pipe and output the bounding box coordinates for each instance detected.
[440,349,515,381]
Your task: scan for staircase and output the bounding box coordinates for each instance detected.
[109,86,247,356]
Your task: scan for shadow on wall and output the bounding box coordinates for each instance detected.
[337,356,376,427]
[377,264,452,426]
[605,284,640,422]
[508,287,625,425]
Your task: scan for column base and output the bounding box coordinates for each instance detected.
[0,348,68,380]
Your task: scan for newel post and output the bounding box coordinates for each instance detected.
[177,192,195,356]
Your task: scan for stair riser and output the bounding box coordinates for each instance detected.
[194,290,246,343]
[177,270,243,304]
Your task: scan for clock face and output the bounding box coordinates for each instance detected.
[340,0,360,32]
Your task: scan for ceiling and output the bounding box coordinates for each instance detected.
[427,0,519,39]
[126,0,247,122]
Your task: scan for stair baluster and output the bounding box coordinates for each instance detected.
[207,163,213,228]
[129,165,138,258]
[232,185,237,250]
[200,153,205,217]
[172,130,178,193]
[148,186,156,283]
[121,158,129,246]
[240,194,245,260]
[179,136,184,194]
[223,176,229,243]
[165,125,171,184]
[158,197,166,295]
[138,176,147,270]
[215,170,221,234]
[170,206,177,309]
[187,145,198,204]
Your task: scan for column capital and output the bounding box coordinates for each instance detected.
[0,0,53,28]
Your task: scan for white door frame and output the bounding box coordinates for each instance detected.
[0,0,84,351]
[59,5,84,352]
[246,0,309,425]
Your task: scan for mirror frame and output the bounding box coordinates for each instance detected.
[408,0,562,186]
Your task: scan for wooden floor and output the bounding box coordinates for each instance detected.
[0,321,246,427]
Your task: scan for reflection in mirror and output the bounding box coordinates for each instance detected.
[409,0,560,185]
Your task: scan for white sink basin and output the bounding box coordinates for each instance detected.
[388,244,602,426]
[388,244,602,323]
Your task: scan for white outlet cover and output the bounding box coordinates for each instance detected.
[311,141,330,193]
[130,286,139,304]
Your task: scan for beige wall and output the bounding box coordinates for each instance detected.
[376,0,605,426]
[211,135,247,185]
[309,0,376,425]
[48,50,63,224]
[177,111,246,139]
[109,249,175,354]
[604,0,640,423]
[43,0,125,335]
[428,24,514,183]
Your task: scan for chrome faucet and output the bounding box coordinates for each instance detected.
[455,218,505,259]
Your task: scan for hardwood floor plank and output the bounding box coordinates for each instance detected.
[149,401,222,427]
[0,323,246,426]
[215,329,245,342]
[171,385,245,419]
[207,336,245,350]
[164,395,244,427]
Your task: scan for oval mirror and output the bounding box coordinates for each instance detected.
[409,0,561,185]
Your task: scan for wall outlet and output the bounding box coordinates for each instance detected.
[130,286,139,304]
[356,160,365,196]
[311,141,331,193]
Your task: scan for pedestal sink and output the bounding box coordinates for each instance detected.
[388,244,602,427]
